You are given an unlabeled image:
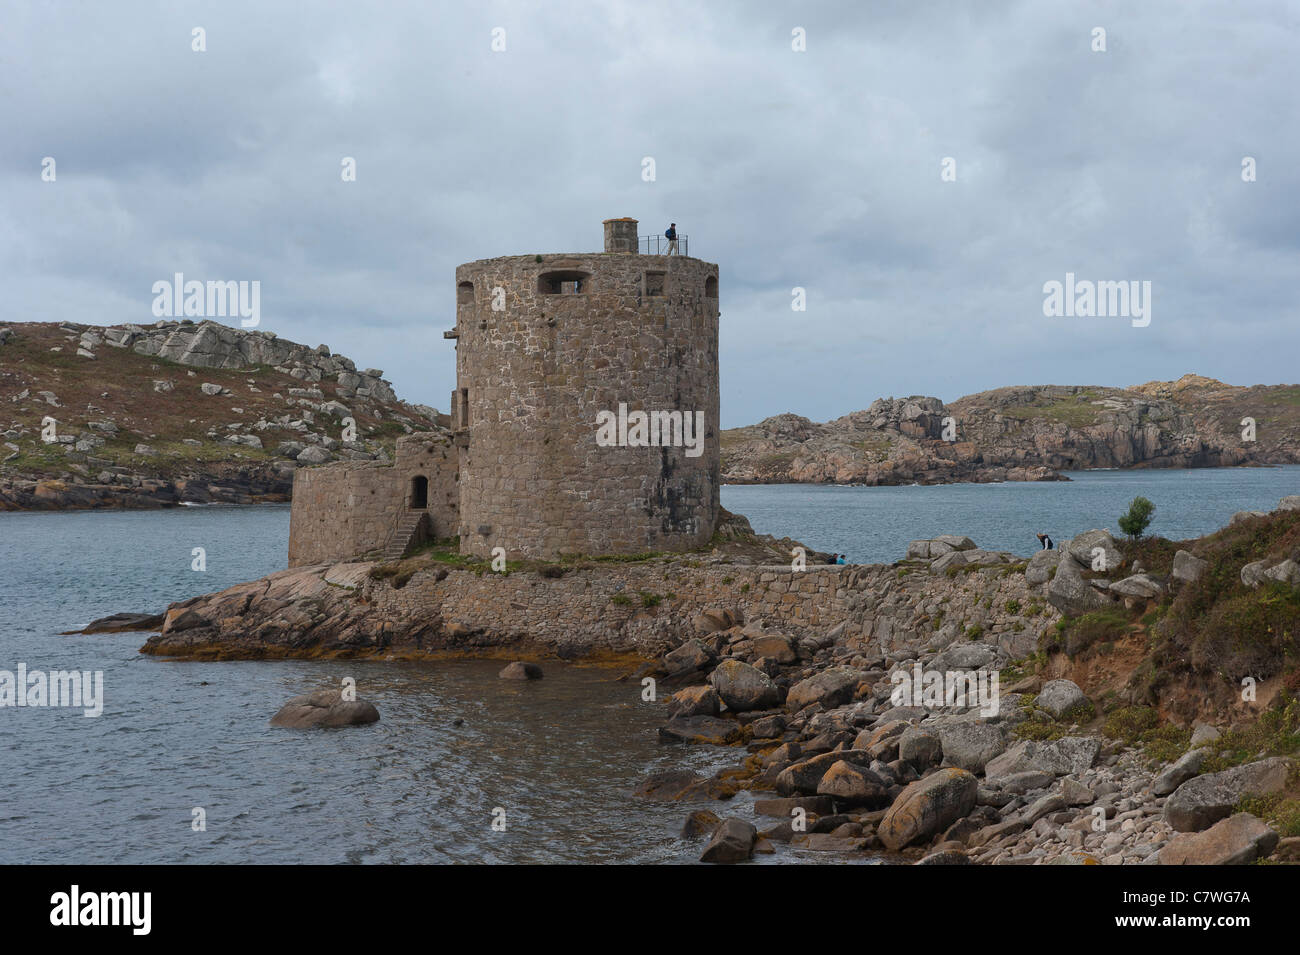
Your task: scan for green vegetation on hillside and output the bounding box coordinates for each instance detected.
[0,322,432,484]
[1156,509,1300,683]
[999,393,1104,428]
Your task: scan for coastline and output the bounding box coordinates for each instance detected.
[11,460,1295,513]
[114,497,1300,865]
[0,471,292,511]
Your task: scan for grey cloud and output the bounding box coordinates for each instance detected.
[1,0,1296,426]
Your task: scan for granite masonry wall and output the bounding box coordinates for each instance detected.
[449,220,721,560]
[288,433,457,566]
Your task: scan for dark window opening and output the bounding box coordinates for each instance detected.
[409,475,429,509]
[645,271,666,297]
[457,281,474,305]
[705,276,718,298]
[538,270,591,295]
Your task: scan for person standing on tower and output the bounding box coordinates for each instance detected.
[664,223,679,255]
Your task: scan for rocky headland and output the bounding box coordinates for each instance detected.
[0,320,446,509]
[128,497,1300,865]
[8,322,1296,507]
[722,377,1300,485]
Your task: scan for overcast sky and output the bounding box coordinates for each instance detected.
[3,1,1297,428]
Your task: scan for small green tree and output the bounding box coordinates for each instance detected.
[1118,496,1155,541]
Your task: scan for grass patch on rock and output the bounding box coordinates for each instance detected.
[1045,609,1133,657]
[1155,509,1300,684]
[1100,705,1190,762]
[1237,793,1300,838]
[1202,696,1300,773]
[1119,536,1180,577]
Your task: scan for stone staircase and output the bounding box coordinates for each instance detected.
[381,511,428,561]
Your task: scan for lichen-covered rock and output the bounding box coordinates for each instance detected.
[1065,529,1123,573]
[853,719,911,760]
[775,749,874,796]
[930,642,1000,671]
[878,768,978,851]
[1164,757,1292,831]
[786,667,862,710]
[693,607,739,634]
[930,551,969,574]
[749,633,797,664]
[680,810,721,838]
[708,659,781,712]
[1026,548,1061,586]
[1059,777,1095,806]
[1158,813,1279,865]
[815,759,891,807]
[663,638,717,676]
[984,737,1101,780]
[296,446,332,465]
[935,720,1007,773]
[898,727,943,768]
[1171,550,1208,584]
[907,540,932,559]
[1047,554,1115,616]
[748,713,786,739]
[1264,559,1300,586]
[1108,573,1164,598]
[667,684,720,718]
[1036,679,1087,718]
[930,535,977,553]
[1241,559,1270,587]
[1152,747,1208,797]
[997,770,1054,794]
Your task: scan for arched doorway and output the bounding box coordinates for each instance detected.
[409,475,428,509]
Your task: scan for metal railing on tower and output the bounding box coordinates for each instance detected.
[639,234,689,256]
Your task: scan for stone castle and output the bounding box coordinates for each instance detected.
[288,217,721,566]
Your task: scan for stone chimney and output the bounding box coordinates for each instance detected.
[602,217,638,253]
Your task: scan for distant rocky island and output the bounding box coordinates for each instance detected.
[7,319,1297,509]
[721,376,1300,485]
[0,320,446,509]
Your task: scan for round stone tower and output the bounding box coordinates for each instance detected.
[448,218,720,559]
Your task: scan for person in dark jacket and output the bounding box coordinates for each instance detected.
[1036,532,1054,550]
[664,223,679,255]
